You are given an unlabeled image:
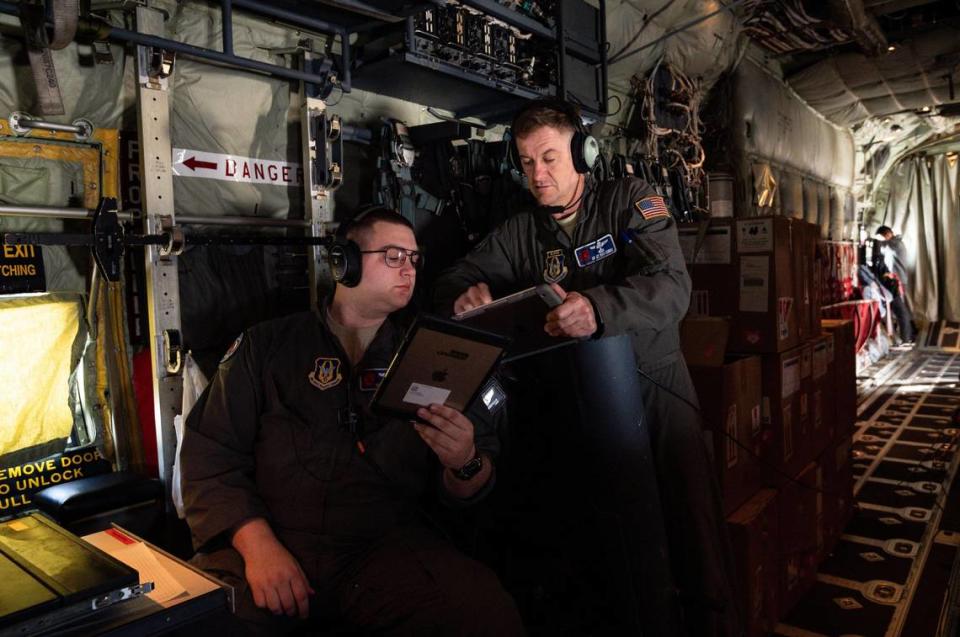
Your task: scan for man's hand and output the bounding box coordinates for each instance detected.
[453,282,493,314]
[544,283,597,338]
[413,404,476,470]
[232,518,314,619]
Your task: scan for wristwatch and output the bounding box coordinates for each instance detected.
[451,449,483,481]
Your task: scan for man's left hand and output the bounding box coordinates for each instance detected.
[545,283,597,338]
[413,404,476,470]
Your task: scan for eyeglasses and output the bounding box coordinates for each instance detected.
[360,246,423,269]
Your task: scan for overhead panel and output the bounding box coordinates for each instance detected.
[353,0,606,121]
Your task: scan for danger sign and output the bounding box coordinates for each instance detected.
[172,148,303,186]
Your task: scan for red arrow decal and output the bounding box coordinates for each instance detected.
[183,156,218,171]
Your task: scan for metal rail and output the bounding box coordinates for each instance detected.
[0,203,324,229]
[0,0,352,90]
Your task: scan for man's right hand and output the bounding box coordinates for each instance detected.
[453,282,493,314]
[232,518,314,619]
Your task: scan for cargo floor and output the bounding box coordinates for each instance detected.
[775,347,960,637]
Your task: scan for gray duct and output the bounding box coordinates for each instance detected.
[827,0,888,55]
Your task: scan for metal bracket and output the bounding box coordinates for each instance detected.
[312,111,344,190]
[91,198,124,282]
[162,329,183,375]
[92,40,116,65]
[160,225,185,256]
[138,46,175,89]
[9,111,94,139]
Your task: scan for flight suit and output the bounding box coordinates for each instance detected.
[434,176,741,637]
[180,307,523,635]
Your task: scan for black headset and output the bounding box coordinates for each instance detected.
[508,98,600,175]
[328,205,415,288]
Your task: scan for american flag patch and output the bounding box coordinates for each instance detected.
[635,196,670,220]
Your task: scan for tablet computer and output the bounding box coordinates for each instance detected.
[370,314,510,419]
[452,284,565,356]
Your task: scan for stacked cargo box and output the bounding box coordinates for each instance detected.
[680,217,856,633]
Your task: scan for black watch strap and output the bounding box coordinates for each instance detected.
[451,449,483,481]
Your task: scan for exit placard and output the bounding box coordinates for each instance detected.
[0,243,45,294]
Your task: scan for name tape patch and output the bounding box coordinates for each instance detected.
[574,234,617,268]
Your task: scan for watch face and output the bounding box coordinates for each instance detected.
[454,455,483,480]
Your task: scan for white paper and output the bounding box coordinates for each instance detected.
[737,219,774,252]
[739,256,770,312]
[782,356,801,399]
[813,343,828,380]
[402,382,451,407]
[85,540,187,603]
[678,226,732,264]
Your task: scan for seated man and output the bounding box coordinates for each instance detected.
[180,208,523,635]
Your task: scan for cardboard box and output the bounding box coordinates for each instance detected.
[821,320,857,438]
[678,220,738,318]
[778,462,820,617]
[727,488,780,637]
[792,221,814,342]
[681,317,731,367]
[690,356,763,515]
[819,435,854,560]
[760,342,815,481]
[809,234,823,339]
[731,217,800,353]
[810,333,836,456]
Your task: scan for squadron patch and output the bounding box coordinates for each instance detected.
[220,334,243,364]
[359,368,387,392]
[574,234,617,268]
[635,195,670,220]
[542,248,568,283]
[309,357,343,390]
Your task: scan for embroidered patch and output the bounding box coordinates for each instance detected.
[359,368,387,392]
[220,334,243,364]
[635,195,670,220]
[308,357,343,390]
[480,378,507,415]
[542,248,568,283]
[574,234,617,268]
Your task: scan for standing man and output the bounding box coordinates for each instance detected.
[875,225,915,342]
[433,99,739,636]
[181,208,524,635]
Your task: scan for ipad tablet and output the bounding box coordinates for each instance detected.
[370,314,509,419]
[452,284,566,356]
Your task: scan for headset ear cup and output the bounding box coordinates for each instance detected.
[329,239,362,288]
[507,128,522,174]
[570,131,587,173]
[582,135,600,172]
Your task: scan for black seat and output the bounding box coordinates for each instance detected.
[32,471,164,537]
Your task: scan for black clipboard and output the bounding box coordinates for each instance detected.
[370,314,510,419]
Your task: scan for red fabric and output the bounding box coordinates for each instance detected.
[821,300,880,353]
[819,242,858,306]
[132,348,159,477]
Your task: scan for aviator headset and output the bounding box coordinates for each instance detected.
[328,205,418,288]
[509,98,600,175]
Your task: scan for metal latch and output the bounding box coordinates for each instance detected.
[162,329,183,375]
